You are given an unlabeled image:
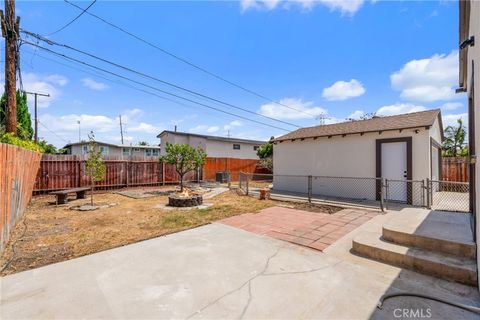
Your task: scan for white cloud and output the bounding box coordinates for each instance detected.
[258,98,326,120]
[440,102,463,110]
[189,125,220,134]
[223,120,243,131]
[442,113,468,129]
[21,73,68,108]
[322,79,366,101]
[240,0,365,15]
[38,108,162,147]
[189,121,243,136]
[376,103,426,116]
[81,78,109,91]
[128,122,161,134]
[44,74,68,86]
[347,110,365,120]
[390,51,460,102]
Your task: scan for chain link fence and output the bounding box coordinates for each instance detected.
[429,180,470,212]
[238,172,471,213]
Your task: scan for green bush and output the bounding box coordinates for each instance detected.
[0,133,44,153]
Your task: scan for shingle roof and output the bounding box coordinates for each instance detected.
[275,109,442,142]
[157,130,266,145]
[63,141,161,149]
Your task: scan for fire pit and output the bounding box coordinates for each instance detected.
[168,188,203,207]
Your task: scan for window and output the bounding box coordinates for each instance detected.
[233,144,241,150]
[253,146,259,151]
[122,148,131,156]
[82,145,88,155]
[99,146,109,156]
[133,148,141,152]
[146,149,159,156]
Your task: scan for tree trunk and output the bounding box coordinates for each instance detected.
[91,178,94,206]
[180,174,184,192]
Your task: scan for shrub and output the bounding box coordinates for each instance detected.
[0,133,44,153]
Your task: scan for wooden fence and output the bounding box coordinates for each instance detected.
[441,157,469,182]
[0,143,42,252]
[202,157,270,181]
[33,155,268,193]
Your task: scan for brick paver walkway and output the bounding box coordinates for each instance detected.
[220,206,379,251]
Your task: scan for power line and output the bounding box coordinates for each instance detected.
[22,30,300,129]
[63,0,319,118]
[47,0,96,36]
[21,48,266,130]
[22,40,291,132]
[38,120,69,143]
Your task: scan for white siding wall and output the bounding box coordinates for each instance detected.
[273,128,431,201]
[70,144,122,157]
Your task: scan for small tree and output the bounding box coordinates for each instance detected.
[0,90,33,140]
[256,137,274,171]
[85,132,106,205]
[443,118,468,157]
[160,143,206,192]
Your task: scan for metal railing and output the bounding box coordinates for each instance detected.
[238,172,471,213]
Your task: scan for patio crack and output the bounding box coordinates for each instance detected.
[185,247,282,320]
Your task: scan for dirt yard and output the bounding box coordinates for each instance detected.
[0,187,341,276]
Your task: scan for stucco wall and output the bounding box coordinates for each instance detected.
[273,127,431,201]
[159,133,206,156]
[160,132,261,159]
[466,0,480,288]
[205,140,260,159]
[429,117,443,145]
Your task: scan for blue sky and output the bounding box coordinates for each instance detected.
[4,0,465,147]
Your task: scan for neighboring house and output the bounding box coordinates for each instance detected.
[272,109,443,204]
[459,0,479,288]
[157,130,266,159]
[63,141,161,158]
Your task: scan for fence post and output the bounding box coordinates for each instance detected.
[308,175,312,203]
[426,178,431,209]
[76,155,81,188]
[385,179,389,208]
[380,178,386,212]
[227,171,231,189]
[162,162,165,186]
[246,174,249,195]
[421,179,426,208]
[126,159,130,188]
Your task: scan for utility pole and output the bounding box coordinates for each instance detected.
[1,0,20,135]
[119,114,124,144]
[25,91,49,142]
[316,113,328,125]
[77,120,81,142]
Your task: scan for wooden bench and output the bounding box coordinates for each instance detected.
[51,187,90,204]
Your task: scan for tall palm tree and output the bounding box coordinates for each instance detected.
[443,118,467,157]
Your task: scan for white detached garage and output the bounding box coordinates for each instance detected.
[272,109,443,205]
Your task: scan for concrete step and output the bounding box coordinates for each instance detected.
[382,209,476,259]
[382,226,476,259]
[352,232,478,287]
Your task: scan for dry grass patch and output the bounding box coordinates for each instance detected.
[0,189,277,276]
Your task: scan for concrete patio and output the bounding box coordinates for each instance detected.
[1,218,478,319]
[220,206,379,251]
